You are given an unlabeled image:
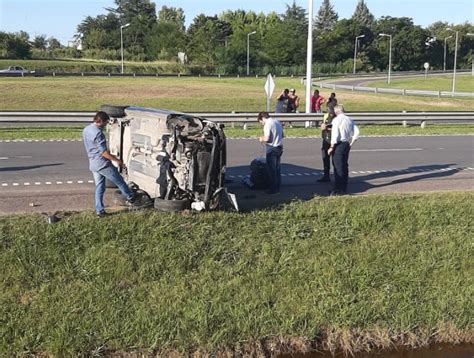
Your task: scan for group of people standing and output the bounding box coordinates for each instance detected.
[258,89,359,196]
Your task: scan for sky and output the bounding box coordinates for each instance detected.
[1,0,473,45]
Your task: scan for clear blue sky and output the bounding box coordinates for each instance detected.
[1,0,473,44]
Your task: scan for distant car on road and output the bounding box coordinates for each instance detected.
[0,65,33,75]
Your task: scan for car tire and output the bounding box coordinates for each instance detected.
[154,198,191,212]
[100,105,128,118]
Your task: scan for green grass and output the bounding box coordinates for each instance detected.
[366,74,474,92]
[1,193,472,355]
[1,124,473,141]
[0,76,473,112]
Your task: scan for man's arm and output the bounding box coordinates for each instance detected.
[101,150,124,167]
[350,123,360,146]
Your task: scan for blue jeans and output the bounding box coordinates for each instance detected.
[266,146,283,193]
[92,164,134,214]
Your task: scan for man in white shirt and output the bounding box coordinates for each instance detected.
[327,105,359,195]
[258,111,284,194]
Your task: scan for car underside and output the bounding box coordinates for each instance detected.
[103,105,237,211]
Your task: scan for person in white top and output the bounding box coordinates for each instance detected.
[327,105,359,194]
[258,111,284,194]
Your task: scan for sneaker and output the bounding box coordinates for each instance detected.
[317,176,331,183]
[96,211,107,218]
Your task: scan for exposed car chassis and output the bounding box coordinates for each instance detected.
[102,105,237,212]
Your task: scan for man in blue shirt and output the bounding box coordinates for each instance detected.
[83,111,136,217]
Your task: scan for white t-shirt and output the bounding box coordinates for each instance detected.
[263,117,283,153]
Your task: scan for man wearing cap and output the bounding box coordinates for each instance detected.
[258,111,284,194]
[327,105,359,195]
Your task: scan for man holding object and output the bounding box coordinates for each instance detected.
[258,112,283,194]
[83,111,138,217]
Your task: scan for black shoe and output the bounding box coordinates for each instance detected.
[317,176,331,183]
[265,190,280,195]
[96,211,107,218]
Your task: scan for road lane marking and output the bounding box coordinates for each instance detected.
[1,167,472,188]
[352,148,423,152]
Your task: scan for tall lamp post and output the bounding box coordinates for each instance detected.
[443,35,452,72]
[353,34,365,74]
[120,23,130,74]
[379,33,392,84]
[446,28,458,94]
[305,0,314,115]
[246,31,256,76]
[467,33,474,77]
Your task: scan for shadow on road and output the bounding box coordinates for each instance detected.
[227,163,463,211]
[0,163,64,172]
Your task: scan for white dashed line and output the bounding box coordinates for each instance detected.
[0,167,471,188]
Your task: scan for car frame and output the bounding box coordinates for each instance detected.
[102,105,237,212]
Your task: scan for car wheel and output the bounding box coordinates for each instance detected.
[100,105,128,118]
[154,198,191,212]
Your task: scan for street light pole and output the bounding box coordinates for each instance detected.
[353,34,365,74]
[443,36,452,72]
[467,33,474,77]
[379,33,392,84]
[246,31,256,76]
[446,28,458,94]
[305,0,314,115]
[120,23,130,74]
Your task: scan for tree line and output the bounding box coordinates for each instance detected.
[1,0,473,75]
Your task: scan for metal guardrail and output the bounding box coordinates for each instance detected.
[317,77,474,99]
[0,111,472,126]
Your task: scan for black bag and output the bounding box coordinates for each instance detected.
[249,157,270,189]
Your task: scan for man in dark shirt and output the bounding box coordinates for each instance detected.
[83,111,137,217]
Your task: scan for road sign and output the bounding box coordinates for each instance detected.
[264,73,275,98]
[424,62,429,69]
[264,73,275,111]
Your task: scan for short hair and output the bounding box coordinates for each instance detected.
[334,104,345,115]
[257,111,270,122]
[94,111,110,123]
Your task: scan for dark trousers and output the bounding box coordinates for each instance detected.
[321,140,331,177]
[332,142,351,193]
[266,146,283,192]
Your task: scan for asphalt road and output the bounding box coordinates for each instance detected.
[1,135,473,213]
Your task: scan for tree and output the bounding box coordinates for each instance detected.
[47,37,62,49]
[32,34,47,49]
[1,32,31,59]
[281,2,307,65]
[315,0,338,33]
[352,0,374,28]
[158,6,185,32]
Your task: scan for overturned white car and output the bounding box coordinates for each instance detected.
[102,105,237,211]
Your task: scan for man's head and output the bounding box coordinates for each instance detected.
[330,92,336,98]
[94,111,110,128]
[257,111,270,124]
[314,89,319,96]
[284,88,289,95]
[334,104,345,115]
[290,88,296,95]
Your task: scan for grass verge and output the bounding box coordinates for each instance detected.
[365,74,474,93]
[1,124,473,141]
[0,193,473,355]
[0,76,473,111]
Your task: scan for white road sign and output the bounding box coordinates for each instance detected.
[264,73,275,98]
